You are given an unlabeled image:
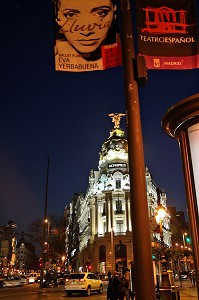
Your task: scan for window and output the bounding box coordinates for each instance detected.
[102,202,106,216]
[103,222,106,233]
[99,245,106,261]
[116,220,123,233]
[116,199,122,213]
[116,179,121,189]
[115,241,127,259]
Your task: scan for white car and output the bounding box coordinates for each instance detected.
[3,276,25,287]
[65,272,103,296]
[27,272,40,283]
[19,275,28,285]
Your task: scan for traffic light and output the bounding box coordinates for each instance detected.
[39,258,42,267]
[88,264,92,271]
[185,235,191,244]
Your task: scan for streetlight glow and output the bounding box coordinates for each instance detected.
[156,206,166,223]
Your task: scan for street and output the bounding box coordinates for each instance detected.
[0,281,198,300]
[0,284,107,300]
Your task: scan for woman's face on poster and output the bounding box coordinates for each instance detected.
[57,0,115,54]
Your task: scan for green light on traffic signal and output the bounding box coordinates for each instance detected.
[185,236,191,244]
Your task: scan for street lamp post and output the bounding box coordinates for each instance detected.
[182,232,187,248]
[119,1,156,299]
[111,227,114,271]
[156,206,171,299]
[40,156,50,289]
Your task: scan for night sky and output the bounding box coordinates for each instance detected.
[0,0,199,233]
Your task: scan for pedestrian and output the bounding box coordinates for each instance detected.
[45,272,51,287]
[189,270,196,287]
[118,273,126,300]
[111,270,121,300]
[53,272,58,288]
[192,271,196,286]
[107,273,113,300]
[108,270,112,279]
[123,268,130,300]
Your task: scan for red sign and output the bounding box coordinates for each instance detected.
[136,0,199,69]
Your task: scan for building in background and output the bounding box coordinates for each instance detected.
[0,220,17,274]
[15,233,39,272]
[0,221,39,274]
[65,114,172,274]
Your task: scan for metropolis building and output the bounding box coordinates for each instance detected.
[66,114,171,274]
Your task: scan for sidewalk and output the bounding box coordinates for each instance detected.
[179,287,197,299]
[174,280,198,299]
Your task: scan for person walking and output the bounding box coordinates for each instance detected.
[123,268,130,300]
[112,270,122,300]
[53,272,58,288]
[107,272,113,300]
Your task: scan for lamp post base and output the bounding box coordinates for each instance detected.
[161,271,171,288]
[159,288,172,300]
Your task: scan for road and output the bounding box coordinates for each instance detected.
[0,283,107,300]
[0,281,197,300]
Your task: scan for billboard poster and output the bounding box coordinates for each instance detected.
[53,0,122,72]
[136,0,199,69]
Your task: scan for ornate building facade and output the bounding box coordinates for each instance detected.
[66,114,171,275]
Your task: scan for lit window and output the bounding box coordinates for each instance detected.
[116,220,123,233]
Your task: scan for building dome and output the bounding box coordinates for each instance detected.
[98,115,128,172]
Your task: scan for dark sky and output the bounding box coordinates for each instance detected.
[0,0,199,233]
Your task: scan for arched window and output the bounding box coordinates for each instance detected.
[115,241,127,259]
[99,245,106,261]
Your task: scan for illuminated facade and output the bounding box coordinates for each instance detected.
[67,115,171,274]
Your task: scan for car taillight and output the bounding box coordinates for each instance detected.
[80,279,85,282]
[66,279,69,282]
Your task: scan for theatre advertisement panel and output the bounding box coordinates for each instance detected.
[53,0,122,72]
[136,0,199,69]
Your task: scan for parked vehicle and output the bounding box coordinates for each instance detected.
[100,274,109,281]
[19,275,28,285]
[65,272,103,296]
[57,272,70,285]
[27,272,40,283]
[0,280,4,288]
[180,271,188,280]
[3,276,24,287]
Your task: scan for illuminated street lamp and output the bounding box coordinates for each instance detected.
[61,255,66,271]
[182,232,187,248]
[162,93,199,298]
[156,206,171,289]
[156,207,166,248]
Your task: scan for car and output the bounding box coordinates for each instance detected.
[100,274,109,281]
[180,271,188,280]
[57,272,70,285]
[65,272,103,296]
[3,276,24,287]
[19,275,28,285]
[0,280,4,288]
[27,272,40,283]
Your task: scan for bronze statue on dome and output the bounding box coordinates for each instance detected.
[108,113,126,129]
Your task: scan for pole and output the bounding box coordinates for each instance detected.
[160,219,164,252]
[111,227,114,271]
[119,1,156,299]
[40,156,50,289]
